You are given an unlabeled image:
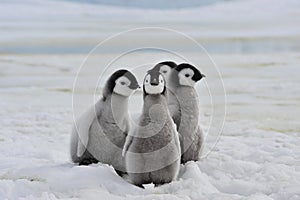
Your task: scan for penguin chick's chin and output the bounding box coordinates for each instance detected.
[114,84,135,97]
[145,84,164,94]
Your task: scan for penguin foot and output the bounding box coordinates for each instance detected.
[154,182,168,187]
[135,184,145,189]
[79,158,99,165]
[115,170,127,177]
[154,183,162,187]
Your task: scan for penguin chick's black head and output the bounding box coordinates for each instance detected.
[152,61,177,72]
[175,63,205,82]
[103,69,139,99]
[170,63,205,87]
[143,68,166,96]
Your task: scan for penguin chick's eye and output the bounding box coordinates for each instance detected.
[185,74,190,77]
[159,75,164,84]
[116,77,130,87]
[162,70,167,73]
[144,74,151,84]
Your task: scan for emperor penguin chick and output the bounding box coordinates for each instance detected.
[123,68,181,187]
[151,61,179,119]
[171,63,205,164]
[70,69,139,174]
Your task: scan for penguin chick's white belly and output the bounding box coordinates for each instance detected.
[125,95,180,186]
[175,87,203,163]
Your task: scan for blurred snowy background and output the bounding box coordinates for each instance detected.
[0,0,300,199]
[1,0,300,53]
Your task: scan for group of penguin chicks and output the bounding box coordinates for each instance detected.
[70,61,205,188]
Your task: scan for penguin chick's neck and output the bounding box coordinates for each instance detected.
[176,86,199,112]
[105,92,129,123]
[143,94,168,112]
[140,94,169,130]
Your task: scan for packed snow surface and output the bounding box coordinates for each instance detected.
[0,53,299,199]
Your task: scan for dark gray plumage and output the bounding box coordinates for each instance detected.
[151,61,179,118]
[123,68,180,187]
[170,63,205,163]
[70,69,139,174]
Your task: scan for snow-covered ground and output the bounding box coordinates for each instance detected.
[1,53,299,199]
[1,0,300,199]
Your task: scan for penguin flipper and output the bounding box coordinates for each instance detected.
[195,126,205,159]
[75,101,103,157]
[171,120,181,156]
[122,135,133,157]
[77,136,88,158]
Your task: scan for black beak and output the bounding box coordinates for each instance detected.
[202,74,206,78]
[150,78,159,86]
[129,83,140,90]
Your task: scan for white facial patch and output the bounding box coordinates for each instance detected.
[178,68,196,87]
[144,74,165,94]
[159,65,171,84]
[113,76,135,96]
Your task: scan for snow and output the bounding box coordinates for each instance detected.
[1,53,300,199]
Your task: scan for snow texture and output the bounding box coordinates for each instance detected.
[0,53,299,199]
